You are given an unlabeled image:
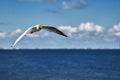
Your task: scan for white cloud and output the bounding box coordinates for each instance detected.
[114,32,120,37]
[26,34,39,37]
[0,32,6,38]
[109,23,120,37]
[62,0,87,10]
[109,23,120,32]
[79,22,104,33]
[58,26,77,36]
[58,26,77,33]
[10,28,39,37]
[62,1,70,9]
[40,31,50,37]
[95,25,104,32]
[11,29,22,35]
[58,22,104,37]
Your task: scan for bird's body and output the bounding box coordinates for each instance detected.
[28,25,42,34]
[11,25,68,47]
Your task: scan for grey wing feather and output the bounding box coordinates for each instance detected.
[42,26,68,37]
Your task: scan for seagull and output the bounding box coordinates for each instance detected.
[11,25,68,47]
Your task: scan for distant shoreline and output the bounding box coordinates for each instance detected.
[0,48,120,50]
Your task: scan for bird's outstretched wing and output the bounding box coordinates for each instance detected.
[42,26,68,37]
[11,27,32,47]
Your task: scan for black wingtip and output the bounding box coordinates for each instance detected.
[63,34,69,38]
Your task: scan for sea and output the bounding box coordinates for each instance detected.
[0,49,120,80]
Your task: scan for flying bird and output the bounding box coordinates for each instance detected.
[11,25,68,47]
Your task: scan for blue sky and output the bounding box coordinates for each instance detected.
[0,0,120,49]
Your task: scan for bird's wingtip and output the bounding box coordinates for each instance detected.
[11,44,15,48]
[64,34,69,38]
[11,45,13,48]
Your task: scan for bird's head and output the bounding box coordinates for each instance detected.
[34,24,42,30]
[38,25,43,29]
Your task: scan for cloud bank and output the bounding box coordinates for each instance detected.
[0,22,119,49]
[79,22,104,32]
[109,23,120,37]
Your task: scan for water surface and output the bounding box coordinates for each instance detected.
[0,49,120,80]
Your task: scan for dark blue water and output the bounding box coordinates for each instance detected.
[0,49,120,80]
